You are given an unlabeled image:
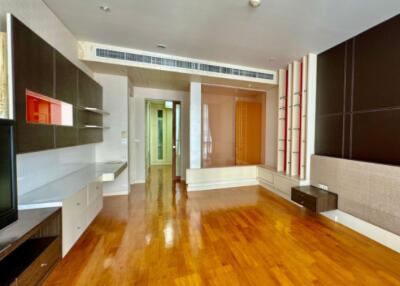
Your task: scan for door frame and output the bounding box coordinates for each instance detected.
[172,101,181,181]
[144,99,182,181]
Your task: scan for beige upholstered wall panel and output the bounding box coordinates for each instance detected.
[311,155,400,235]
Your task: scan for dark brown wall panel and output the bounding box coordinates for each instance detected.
[77,71,103,144]
[343,114,351,158]
[12,17,55,153]
[316,42,346,116]
[316,14,400,165]
[54,51,78,148]
[11,15,104,153]
[352,110,400,165]
[353,16,400,111]
[315,115,343,158]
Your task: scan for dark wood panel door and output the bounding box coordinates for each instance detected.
[12,16,55,153]
[353,15,400,111]
[54,51,78,148]
[55,52,78,105]
[315,115,343,158]
[92,81,103,110]
[352,110,400,165]
[78,71,95,108]
[77,71,103,144]
[316,42,346,116]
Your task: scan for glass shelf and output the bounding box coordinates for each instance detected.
[79,125,109,129]
[78,106,110,115]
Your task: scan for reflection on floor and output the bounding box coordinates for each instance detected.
[44,165,400,285]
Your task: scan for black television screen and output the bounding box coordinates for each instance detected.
[0,119,17,230]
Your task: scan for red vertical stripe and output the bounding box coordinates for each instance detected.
[284,69,288,172]
[298,63,303,176]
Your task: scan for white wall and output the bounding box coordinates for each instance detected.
[131,87,189,183]
[94,73,130,195]
[1,0,97,197]
[17,145,95,196]
[265,87,278,167]
[189,82,202,169]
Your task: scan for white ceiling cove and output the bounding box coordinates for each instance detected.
[43,0,400,70]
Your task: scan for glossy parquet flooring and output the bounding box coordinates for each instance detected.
[44,165,400,285]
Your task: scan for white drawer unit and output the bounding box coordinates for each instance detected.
[257,167,274,184]
[257,166,306,200]
[86,195,103,226]
[88,181,103,205]
[63,186,87,216]
[62,183,103,257]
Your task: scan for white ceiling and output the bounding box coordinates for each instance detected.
[43,0,400,70]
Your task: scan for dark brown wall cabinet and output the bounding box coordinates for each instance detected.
[12,16,55,153]
[316,14,400,165]
[11,16,103,153]
[78,71,103,145]
[55,51,79,148]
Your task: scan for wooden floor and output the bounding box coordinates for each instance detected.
[44,165,400,285]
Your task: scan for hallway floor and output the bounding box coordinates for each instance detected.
[44,166,400,285]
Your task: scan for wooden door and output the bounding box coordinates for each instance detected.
[235,102,262,165]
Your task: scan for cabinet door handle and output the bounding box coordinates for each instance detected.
[40,263,48,268]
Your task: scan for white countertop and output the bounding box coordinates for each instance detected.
[18,161,127,209]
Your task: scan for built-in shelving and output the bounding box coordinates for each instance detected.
[277,55,314,180]
[79,125,109,130]
[78,106,110,115]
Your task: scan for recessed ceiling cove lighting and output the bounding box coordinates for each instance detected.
[249,0,261,8]
[99,5,110,12]
[157,44,167,49]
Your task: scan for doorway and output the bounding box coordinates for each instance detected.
[145,100,181,181]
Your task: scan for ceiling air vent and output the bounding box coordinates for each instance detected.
[95,48,274,81]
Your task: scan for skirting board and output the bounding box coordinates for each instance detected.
[103,191,129,197]
[133,180,146,184]
[187,179,259,192]
[322,210,400,253]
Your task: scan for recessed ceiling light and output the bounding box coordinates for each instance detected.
[99,5,110,12]
[249,0,261,8]
[157,44,167,49]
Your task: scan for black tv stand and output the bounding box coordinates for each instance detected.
[0,208,62,285]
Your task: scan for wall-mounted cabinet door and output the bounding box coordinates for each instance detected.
[92,81,103,110]
[55,51,78,148]
[12,16,55,153]
[78,70,92,108]
[78,71,103,144]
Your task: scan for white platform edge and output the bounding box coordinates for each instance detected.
[187,179,259,192]
[18,201,62,210]
[103,191,129,197]
[322,210,400,253]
